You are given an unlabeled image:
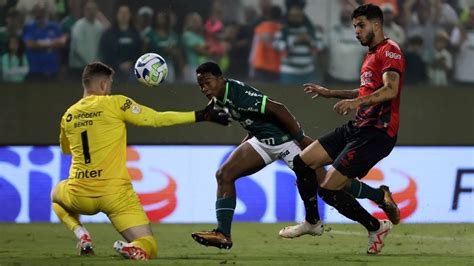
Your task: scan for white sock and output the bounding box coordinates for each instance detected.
[73,225,90,240]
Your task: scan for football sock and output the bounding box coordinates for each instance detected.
[346,179,384,205]
[215,197,236,236]
[52,203,82,232]
[131,235,158,258]
[73,225,90,240]
[293,155,321,224]
[319,188,380,232]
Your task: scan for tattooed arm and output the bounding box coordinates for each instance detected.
[357,71,400,106]
[333,71,400,115]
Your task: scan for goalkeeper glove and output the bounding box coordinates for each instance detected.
[195,98,231,126]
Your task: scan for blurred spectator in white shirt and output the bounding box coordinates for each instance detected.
[403,0,441,63]
[327,4,366,83]
[451,5,474,84]
[381,3,405,46]
[427,30,452,86]
[69,1,107,71]
[1,36,29,82]
[433,0,459,31]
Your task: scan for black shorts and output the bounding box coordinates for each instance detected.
[319,122,397,179]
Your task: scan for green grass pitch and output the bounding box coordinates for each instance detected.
[0,223,473,265]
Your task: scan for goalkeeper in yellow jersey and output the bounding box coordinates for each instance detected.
[50,62,230,260]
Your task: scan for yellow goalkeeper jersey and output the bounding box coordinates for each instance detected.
[60,94,195,197]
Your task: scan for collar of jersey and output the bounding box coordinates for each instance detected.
[218,81,229,104]
[369,37,389,53]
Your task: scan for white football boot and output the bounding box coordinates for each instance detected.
[113,240,149,261]
[367,220,393,255]
[279,220,324,238]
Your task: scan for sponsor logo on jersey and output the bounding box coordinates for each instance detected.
[360,71,373,86]
[239,118,254,127]
[238,107,259,112]
[385,51,401,60]
[66,112,103,128]
[74,169,103,179]
[67,111,103,121]
[244,90,263,98]
[121,99,132,112]
[229,109,241,119]
[277,149,290,159]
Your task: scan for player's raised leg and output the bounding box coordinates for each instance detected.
[191,142,266,249]
[51,181,94,256]
[345,179,400,224]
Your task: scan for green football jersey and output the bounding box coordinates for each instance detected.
[217,79,292,145]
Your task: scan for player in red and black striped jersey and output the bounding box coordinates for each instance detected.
[294,4,404,255]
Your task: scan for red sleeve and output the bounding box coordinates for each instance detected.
[378,43,404,75]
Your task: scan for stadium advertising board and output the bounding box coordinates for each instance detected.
[1,146,473,224]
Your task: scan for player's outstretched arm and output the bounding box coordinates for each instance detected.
[333,71,400,116]
[120,97,230,127]
[303,83,359,100]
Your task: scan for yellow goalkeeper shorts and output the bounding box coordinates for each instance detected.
[53,180,150,232]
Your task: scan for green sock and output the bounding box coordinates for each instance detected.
[215,197,236,236]
[347,179,384,205]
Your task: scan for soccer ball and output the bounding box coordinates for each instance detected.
[134,53,168,86]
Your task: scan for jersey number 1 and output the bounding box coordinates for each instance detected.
[81,130,91,164]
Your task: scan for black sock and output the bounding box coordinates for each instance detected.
[319,188,380,231]
[293,155,320,224]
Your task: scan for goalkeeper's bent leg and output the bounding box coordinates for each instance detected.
[53,202,81,231]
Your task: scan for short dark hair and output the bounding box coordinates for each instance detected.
[352,4,383,24]
[82,62,114,87]
[196,61,223,76]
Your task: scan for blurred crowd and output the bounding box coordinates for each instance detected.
[0,0,473,86]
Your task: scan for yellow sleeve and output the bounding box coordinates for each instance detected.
[59,117,71,154]
[114,95,196,127]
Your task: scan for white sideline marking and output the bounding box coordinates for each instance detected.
[329,230,474,242]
